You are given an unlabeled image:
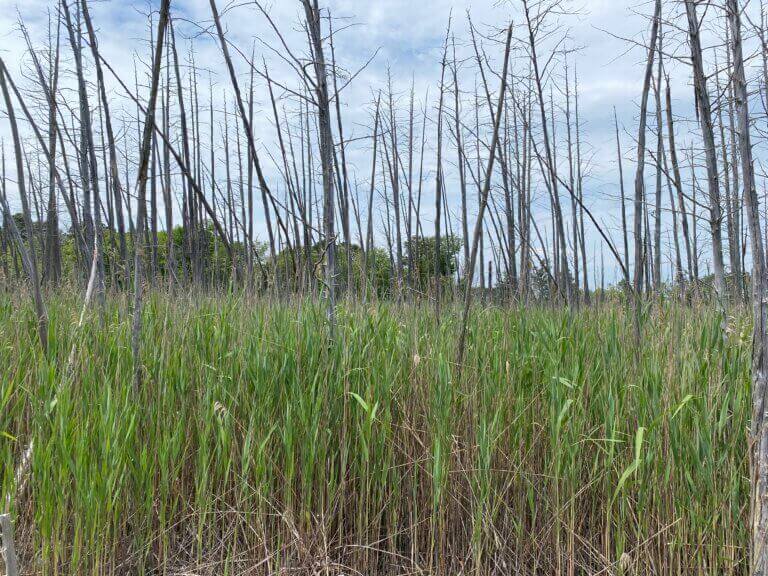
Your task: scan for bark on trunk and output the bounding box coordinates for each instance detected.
[685,0,726,300]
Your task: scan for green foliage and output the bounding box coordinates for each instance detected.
[1,217,270,286]
[405,234,462,290]
[269,242,393,296]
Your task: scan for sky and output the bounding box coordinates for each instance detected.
[0,0,764,285]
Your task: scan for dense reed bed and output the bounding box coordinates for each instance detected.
[0,292,751,574]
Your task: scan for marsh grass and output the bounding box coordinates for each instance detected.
[0,291,752,574]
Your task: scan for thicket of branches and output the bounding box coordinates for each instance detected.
[5,0,766,309]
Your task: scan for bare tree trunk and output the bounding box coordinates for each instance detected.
[0,512,19,576]
[574,70,589,303]
[652,25,664,292]
[726,2,768,574]
[132,0,170,392]
[475,86,485,298]
[565,61,580,305]
[0,73,48,356]
[385,69,404,297]
[62,0,105,296]
[684,0,726,300]
[406,80,415,297]
[456,25,512,368]
[523,0,571,306]
[614,109,630,286]
[162,46,175,289]
[44,14,61,285]
[302,0,336,330]
[434,20,450,320]
[665,77,694,283]
[506,92,518,297]
[633,0,661,297]
[209,0,285,273]
[169,18,198,283]
[717,49,738,299]
[725,19,744,300]
[452,36,469,268]
[327,20,351,294]
[662,145,684,295]
[690,149,700,282]
[364,95,381,301]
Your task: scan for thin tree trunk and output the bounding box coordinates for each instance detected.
[653,25,664,292]
[44,14,61,284]
[434,20,450,320]
[452,36,469,268]
[132,0,170,392]
[302,0,336,331]
[524,0,572,306]
[456,24,512,368]
[0,76,48,355]
[614,109,630,286]
[685,0,726,300]
[364,95,381,301]
[727,2,768,574]
[574,69,589,303]
[633,0,661,297]
[665,77,694,282]
[62,0,105,295]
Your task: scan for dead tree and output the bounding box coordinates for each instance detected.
[61,0,105,295]
[726,0,768,573]
[665,77,694,282]
[523,0,572,306]
[209,0,291,281]
[632,0,661,297]
[132,0,170,391]
[0,72,48,356]
[80,0,129,284]
[44,13,61,284]
[434,19,450,320]
[456,24,512,368]
[684,0,726,300]
[301,0,336,330]
[653,24,664,291]
[452,35,469,267]
[364,94,381,300]
[574,68,589,303]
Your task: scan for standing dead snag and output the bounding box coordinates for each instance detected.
[80,0,128,285]
[0,70,48,356]
[614,109,630,287]
[434,18,451,321]
[665,77,694,284]
[364,93,381,301]
[301,0,336,330]
[132,0,170,392]
[456,24,513,370]
[726,0,768,572]
[328,19,353,295]
[386,69,404,297]
[652,24,664,292]
[684,0,726,301]
[209,0,289,283]
[451,35,469,269]
[61,0,105,297]
[632,0,661,298]
[523,0,571,306]
[43,13,61,284]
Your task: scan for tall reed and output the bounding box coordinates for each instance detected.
[0,292,751,574]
